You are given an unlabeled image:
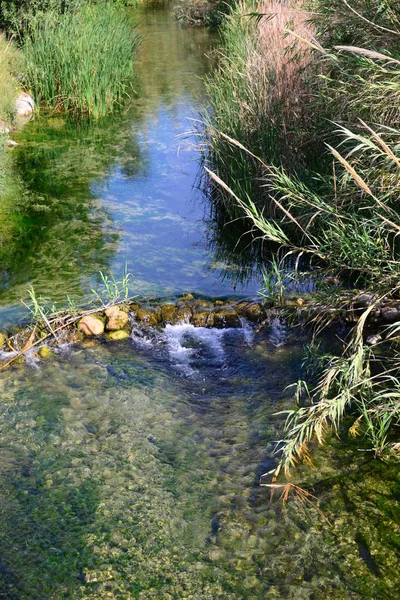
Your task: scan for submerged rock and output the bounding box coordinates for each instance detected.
[381,305,400,324]
[38,345,53,359]
[104,305,129,331]
[366,333,382,346]
[106,330,130,341]
[78,315,105,336]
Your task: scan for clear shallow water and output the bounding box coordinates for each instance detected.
[0,4,260,328]
[0,4,399,598]
[0,325,399,599]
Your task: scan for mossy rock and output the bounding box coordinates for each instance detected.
[175,307,192,323]
[106,330,130,341]
[213,309,241,328]
[135,308,158,327]
[160,304,176,324]
[237,302,262,323]
[191,311,212,327]
[38,345,53,359]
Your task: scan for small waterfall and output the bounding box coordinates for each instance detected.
[130,318,254,378]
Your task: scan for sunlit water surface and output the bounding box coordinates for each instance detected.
[0,4,399,599]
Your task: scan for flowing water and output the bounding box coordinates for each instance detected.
[0,4,399,599]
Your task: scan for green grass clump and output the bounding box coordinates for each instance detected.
[0,33,23,122]
[23,2,139,118]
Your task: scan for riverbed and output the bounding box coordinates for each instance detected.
[0,4,399,599]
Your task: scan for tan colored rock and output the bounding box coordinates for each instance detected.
[0,333,5,347]
[78,314,105,336]
[106,330,130,341]
[104,305,129,331]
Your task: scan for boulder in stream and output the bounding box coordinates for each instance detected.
[105,305,129,331]
[78,314,105,336]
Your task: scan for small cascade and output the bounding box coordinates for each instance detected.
[129,317,254,378]
[268,316,287,348]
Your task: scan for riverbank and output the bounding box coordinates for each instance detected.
[203,0,400,473]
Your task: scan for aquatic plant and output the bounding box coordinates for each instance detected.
[23,2,140,118]
[202,0,400,473]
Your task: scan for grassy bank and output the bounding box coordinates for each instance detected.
[203,1,400,474]
[23,3,139,118]
[0,1,140,119]
[0,34,23,124]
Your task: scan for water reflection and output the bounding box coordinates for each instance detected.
[0,4,261,328]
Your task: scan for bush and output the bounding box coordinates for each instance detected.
[23,2,139,118]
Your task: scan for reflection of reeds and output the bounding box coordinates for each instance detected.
[24,3,139,118]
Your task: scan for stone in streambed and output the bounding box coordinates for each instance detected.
[366,333,382,346]
[135,308,158,326]
[381,305,400,324]
[78,314,105,336]
[38,345,53,358]
[0,333,5,348]
[106,330,130,341]
[104,305,129,331]
[191,311,212,327]
[236,302,262,322]
[213,309,241,328]
[160,303,176,324]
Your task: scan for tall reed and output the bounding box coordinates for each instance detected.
[203,1,314,216]
[23,2,139,118]
[203,0,400,472]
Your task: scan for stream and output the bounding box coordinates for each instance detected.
[0,4,399,599]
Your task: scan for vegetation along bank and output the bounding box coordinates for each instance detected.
[203,0,400,477]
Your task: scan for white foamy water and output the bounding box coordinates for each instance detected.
[130,318,255,378]
[268,316,287,348]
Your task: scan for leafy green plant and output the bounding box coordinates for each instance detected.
[90,269,134,305]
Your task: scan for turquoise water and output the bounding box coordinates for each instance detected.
[0,4,399,599]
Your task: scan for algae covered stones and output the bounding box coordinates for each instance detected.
[106,330,130,341]
[78,315,105,336]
